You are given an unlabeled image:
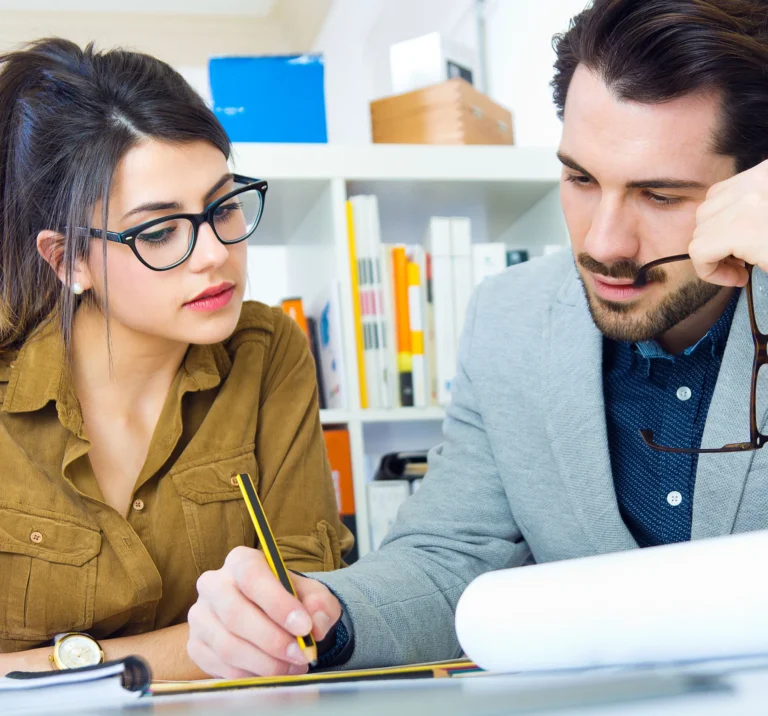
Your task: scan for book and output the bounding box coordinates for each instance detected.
[281,297,310,343]
[311,281,347,410]
[306,316,327,410]
[367,479,411,550]
[345,200,368,409]
[407,259,427,407]
[391,245,414,407]
[450,217,474,359]
[323,427,358,564]
[427,217,456,405]
[379,244,400,408]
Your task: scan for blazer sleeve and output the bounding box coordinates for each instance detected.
[307,284,531,668]
[256,309,354,573]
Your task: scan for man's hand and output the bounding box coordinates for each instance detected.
[187,546,342,678]
[689,158,768,287]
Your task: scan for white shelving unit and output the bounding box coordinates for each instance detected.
[231,143,566,557]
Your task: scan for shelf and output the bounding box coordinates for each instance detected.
[319,409,351,424]
[359,407,446,423]
[231,143,561,182]
[319,407,446,424]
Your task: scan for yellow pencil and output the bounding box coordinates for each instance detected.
[234,473,318,666]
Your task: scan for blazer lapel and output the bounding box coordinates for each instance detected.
[544,266,637,553]
[693,289,758,539]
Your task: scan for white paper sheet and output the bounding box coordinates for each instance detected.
[455,530,768,673]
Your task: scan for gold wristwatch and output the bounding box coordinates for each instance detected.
[49,632,105,670]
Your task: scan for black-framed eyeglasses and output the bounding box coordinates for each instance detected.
[633,254,767,453]
[87,174,267,271]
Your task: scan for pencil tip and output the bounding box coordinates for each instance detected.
[304,645,318,667]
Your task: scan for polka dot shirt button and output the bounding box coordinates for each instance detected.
[676,386,692,401]
[667,491,683,507]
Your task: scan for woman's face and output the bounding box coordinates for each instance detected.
[85,139,248,346]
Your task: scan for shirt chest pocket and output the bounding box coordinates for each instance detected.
[171,447,258,575]
[0,506,101,643]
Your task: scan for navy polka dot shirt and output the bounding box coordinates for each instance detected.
[603,291,740,548]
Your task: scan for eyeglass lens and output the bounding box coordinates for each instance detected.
[133,186,263,269]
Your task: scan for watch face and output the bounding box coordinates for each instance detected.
[58,635,101,669]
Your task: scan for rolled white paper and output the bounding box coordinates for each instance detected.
[455,530,768,673]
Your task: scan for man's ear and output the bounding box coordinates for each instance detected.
[36,230,92,291]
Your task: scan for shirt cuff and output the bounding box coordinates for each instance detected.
[314,606,355,669]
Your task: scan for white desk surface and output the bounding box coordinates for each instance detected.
[13,658,768,716]
[134,659,768,716]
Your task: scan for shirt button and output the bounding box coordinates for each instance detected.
[667,491,683,506]
[230,476,239,486]
[132,499,145,512]
[676,386,692,401]
[30,531,43,544]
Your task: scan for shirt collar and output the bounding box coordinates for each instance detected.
[2,316,230,427]
[633,288,741,362]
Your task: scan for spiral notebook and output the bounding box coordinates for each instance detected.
[1,657,150,715]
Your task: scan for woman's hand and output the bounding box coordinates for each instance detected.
[689,158,768,287]
[187,546,342,678]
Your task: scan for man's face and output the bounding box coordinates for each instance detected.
[559,65,736,343]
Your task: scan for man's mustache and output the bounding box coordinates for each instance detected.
[577,253,667,284]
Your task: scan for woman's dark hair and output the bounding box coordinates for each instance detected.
[0,38,231,352]
[552,0,768,173]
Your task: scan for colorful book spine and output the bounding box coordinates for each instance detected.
[407,259,427,407]
[391,245,414,407]
[346,200,368,409]
[281,297,310,343]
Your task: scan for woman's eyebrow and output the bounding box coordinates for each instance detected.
[121,173,235,220]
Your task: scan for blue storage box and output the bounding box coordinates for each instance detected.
[209,54,328,143]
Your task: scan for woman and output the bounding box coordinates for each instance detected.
[0,38,352,679]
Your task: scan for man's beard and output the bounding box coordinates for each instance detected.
[576,253,722,343]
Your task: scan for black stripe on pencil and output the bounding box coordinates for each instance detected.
[235,473,318,666]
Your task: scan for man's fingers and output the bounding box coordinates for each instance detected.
[224,547,312,637]
[186,638,254,680]
[294,576,342,641]
[207,576,309,665]
[188,600,298,677]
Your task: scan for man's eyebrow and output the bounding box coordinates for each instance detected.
[557,151,707,191]
[557,152,596,180]
[121,173,235,221]
[627,178,707,190]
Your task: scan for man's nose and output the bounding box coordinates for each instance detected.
[583,194,640,265]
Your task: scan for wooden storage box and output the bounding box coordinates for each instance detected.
[370,78,514,145]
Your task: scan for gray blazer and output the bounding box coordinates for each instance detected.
[310,250,768,669]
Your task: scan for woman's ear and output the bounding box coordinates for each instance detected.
[36,230,92,292]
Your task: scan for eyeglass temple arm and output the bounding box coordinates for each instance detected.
[632,254,691,287]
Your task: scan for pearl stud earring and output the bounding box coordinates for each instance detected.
[72,282,84,295]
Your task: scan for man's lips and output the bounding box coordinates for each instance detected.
[591,274,649,301]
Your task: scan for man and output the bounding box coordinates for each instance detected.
[187,0,768,677]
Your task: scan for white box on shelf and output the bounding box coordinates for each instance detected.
[367,480,411,550]
[472,243,508,286]
[389,32,476,95]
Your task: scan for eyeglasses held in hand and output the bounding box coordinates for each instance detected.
[633,254,767,454]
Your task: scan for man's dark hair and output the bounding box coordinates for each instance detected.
[552,0,768,173]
